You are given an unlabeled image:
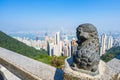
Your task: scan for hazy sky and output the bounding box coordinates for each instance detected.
[0,0,120,33]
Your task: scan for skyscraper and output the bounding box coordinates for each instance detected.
[71,38,78,56]
[107,36,113,50]
[48,43,54,56]
[100,33,107,56]
[55,32,60,45]
[52,32,61,56]
[63,45,68,56]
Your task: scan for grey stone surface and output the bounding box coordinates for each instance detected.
[0,64,21,80]
[72,23,100,73]
[107,58,120,73]
[64,57,120,80]
[0,47,63,80]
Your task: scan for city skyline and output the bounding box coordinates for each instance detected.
[0,0,120,33]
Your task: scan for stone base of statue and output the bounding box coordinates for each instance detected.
[63,57,120,80]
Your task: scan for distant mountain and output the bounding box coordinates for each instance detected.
[101,46,120,62]
[0,31,50,64]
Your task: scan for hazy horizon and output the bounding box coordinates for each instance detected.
[0,0,120,33]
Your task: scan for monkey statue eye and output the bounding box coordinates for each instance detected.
[78,28,82,32]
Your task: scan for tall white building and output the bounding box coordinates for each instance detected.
[63,45,68,56]
[48,43,54,56]
[100,33,107,56]
[100,34,114,56]
[48,31,72,57]
[50,31,61,56]
[55,32,60,45]
[107,36,113,50]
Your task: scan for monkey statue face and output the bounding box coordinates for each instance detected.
[76,27,89,42]
[76,23,98,43]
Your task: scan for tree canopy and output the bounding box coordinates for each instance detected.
[101,46,120,62]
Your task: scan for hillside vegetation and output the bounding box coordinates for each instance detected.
[101,46,120,62]
[0,31,66,68]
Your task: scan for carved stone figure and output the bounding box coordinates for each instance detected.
[72,23,100,72]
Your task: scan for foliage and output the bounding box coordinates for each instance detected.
[101,46,120,62]
[101,53,115,62]
[0,31,66,68]
[50,56,67,69]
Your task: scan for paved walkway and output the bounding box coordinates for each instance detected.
[0,47,63,80]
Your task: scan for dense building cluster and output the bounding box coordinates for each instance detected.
[14,37,48,51]
[100,33,120,56]
[100,34,113,56]
[14,31,72,57]
[48,32,71,56]
[14,31,120,57]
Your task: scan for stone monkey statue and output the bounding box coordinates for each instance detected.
[73,23,100,72]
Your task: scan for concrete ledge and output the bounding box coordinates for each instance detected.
[0,58,41,80]
[0,47,63,80]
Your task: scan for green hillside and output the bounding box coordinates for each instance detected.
[0,31,66,68]
[0,31,51,63]
[101,46,120,62]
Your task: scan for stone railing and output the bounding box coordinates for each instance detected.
[0,47,63,80]
[0,64,21,80]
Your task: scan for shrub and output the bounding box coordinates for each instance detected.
[50,56,66,69]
